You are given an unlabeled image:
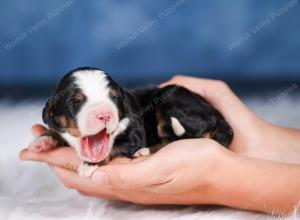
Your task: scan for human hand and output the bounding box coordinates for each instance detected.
[160,75,300,163]
[20,124,228,204]
[20,125,300,216]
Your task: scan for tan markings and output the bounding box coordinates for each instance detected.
[203,132,212,139]
[156,111,163,122]
[74,90,85,101]
[57,116,67,127]
[109,88,119,98]
[156,111,167,138]
[157,123,167,138]
[67,127,81,137]
[44,101,54,122]
[56,116,81,137]
[66,119,81,137]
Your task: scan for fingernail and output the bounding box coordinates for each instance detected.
[92,171,108,185]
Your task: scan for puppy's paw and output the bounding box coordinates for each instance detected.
[28,136,57,153]
[78,163,98,178]
[133,148,150,157]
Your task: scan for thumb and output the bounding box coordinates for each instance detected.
[92,158,164,189]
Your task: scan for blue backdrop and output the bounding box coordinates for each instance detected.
[1,0,300,87]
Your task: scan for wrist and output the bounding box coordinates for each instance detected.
[202,146,238,204]
[205,147,250,206]
[205,150,300,216]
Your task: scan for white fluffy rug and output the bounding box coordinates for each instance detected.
[0,95,299,220]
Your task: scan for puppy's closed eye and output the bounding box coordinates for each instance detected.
[72,98,84,105]
[73,90,86,103]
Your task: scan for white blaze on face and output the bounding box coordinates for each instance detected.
[73,69,120,136]
[59,69,128,164]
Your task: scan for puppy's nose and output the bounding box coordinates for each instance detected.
[96,113,111,122]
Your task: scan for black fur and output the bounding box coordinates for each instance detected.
[109,90,149,159]
[41,67,233,165]
[152,85,233,147]
[42,71,87,133]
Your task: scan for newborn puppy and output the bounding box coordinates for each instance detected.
[29,67,152,177]
[28,67,233,177]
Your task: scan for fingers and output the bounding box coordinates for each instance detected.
[19,147,80,171]
[159,75,209,96]
[50,165,163,204]
[50,165,183,205]
[23,124,80,171]
[49,165,117,200]
[93,156,172,190]
[160,75,257,129]
[31,124,47,137]
[159,75,187,88]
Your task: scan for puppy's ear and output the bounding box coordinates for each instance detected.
[117,86,125,99]
[42,98,55,125]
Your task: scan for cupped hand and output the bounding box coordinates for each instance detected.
[160,76,263,151]
[20,124,228,204]
[160,75,300,163]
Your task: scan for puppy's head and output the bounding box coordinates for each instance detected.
[43,67,127,163]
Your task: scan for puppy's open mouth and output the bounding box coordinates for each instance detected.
[80,130,110,163]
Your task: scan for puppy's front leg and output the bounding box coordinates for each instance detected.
[27,130,66,153]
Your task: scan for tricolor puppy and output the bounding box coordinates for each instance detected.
[28,67,233,177]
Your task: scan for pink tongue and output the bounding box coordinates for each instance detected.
[82,130,109,162]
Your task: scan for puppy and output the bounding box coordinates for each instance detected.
[28,67,233,177]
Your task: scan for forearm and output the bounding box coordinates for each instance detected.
[261,124,300,164]
[209,152,300,216]
[276,126,300,148]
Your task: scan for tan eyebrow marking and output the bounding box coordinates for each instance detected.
[74,90,85,101]
[67,119,81,137]
[56,115,67,127]
[109,88,119,97]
